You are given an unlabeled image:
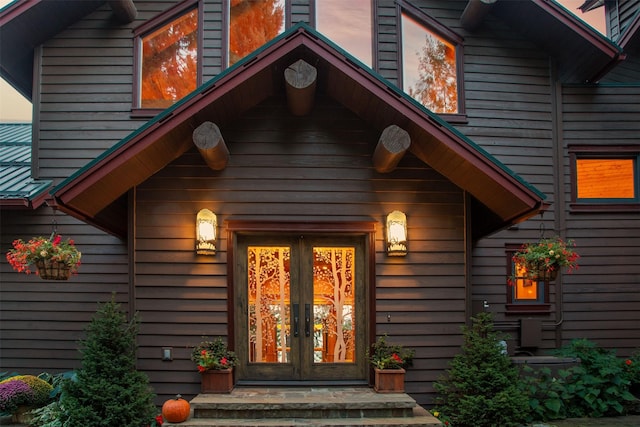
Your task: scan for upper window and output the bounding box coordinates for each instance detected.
[506,244,550,313]
[134,1,200,111]
[399,3,463,116]
[315,0,373,67]
[570,146,640,212]
[228,0,286,67]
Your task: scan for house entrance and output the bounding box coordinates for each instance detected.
[233,234,368,382]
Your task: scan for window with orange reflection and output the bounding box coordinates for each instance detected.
[401,11,459,114]
[513,263,539,301]
[228,0,285,67]
[577,158,636,199]
[139,7,198,109]
[506,245,549,312]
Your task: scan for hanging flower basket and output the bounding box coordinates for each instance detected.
[6,235,81,280]
[36,260,72,280]
[511,236,579,283]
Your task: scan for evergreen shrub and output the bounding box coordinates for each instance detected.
[59,295,156,426]
[433,312,530,427]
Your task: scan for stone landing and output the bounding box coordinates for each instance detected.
[162,387,442,427]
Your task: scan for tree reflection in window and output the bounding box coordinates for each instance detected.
[229,0,285,66]
[402,12,458,114]
[140,8,198,109]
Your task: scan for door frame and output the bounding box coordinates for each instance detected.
[226,220,377,383]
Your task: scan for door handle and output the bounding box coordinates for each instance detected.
[293,303,299,337]
[305,304,311,337]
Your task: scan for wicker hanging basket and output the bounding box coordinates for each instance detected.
[36,260,71,280]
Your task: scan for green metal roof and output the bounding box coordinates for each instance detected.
[0,123,52,205]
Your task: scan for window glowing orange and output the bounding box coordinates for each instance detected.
[576,159,635,199]
[514,263,538,301]
[140,8,198,109]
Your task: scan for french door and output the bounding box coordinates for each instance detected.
[234,234,368,382]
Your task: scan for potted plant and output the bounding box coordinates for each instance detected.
[511,236,579,283]
[191,337,238,393]
[368,335,414,393]
[6,234,82,280]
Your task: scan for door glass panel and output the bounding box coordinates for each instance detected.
[313,247,355,364]
[248,246,290,363]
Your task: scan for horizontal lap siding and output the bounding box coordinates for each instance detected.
[460,19,559,345]
[560,86,640,356]
[0,210,129,373]
[37,0,213,183]
[134,96,466,405]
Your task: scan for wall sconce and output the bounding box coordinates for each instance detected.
[196,209,217,255]
[386,210,407,256]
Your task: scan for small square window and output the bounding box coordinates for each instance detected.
[506,245,550,314]
[570,146,640,212]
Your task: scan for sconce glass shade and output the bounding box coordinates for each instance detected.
[386,210,407,256]
[196,209,217,255]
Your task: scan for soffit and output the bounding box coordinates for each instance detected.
[0,0,106,99]
[491,0,624,83]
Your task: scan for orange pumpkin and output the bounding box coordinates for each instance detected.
[161,394,190,423]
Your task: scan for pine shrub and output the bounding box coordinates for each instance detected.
[60,295,156,426]
[433,312,530,427]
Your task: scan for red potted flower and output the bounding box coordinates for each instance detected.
[191,337,238,393]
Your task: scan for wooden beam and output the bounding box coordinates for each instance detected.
[460,0,498,32]
[193,122,230,171]
[284,59,317,116]
[108,0,137,24]
[373,125,411,173]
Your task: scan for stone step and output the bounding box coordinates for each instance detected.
[162,387,442,427]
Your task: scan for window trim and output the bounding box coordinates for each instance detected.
[505,244,551,314]
[569,145,640,213]
[396,0,466,122]
[131,0,203,117]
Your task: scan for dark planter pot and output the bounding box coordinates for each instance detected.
[374,368,405,393]
[201,368,234,393]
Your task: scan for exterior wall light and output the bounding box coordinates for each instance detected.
[386,210,407,256]
[196,209,217,255]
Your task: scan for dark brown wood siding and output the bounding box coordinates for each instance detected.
[559,85,640,355]
[133,95,467,405]
[0,211,129,371]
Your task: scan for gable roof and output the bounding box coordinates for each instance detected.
[51,23,546,239]
[0,123,51,208]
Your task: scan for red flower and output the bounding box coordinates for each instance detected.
[197,365,206,373]
[155,414,163,426]
[52,235,61,246]
[392,353,403,363]
[626,359,632,366]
